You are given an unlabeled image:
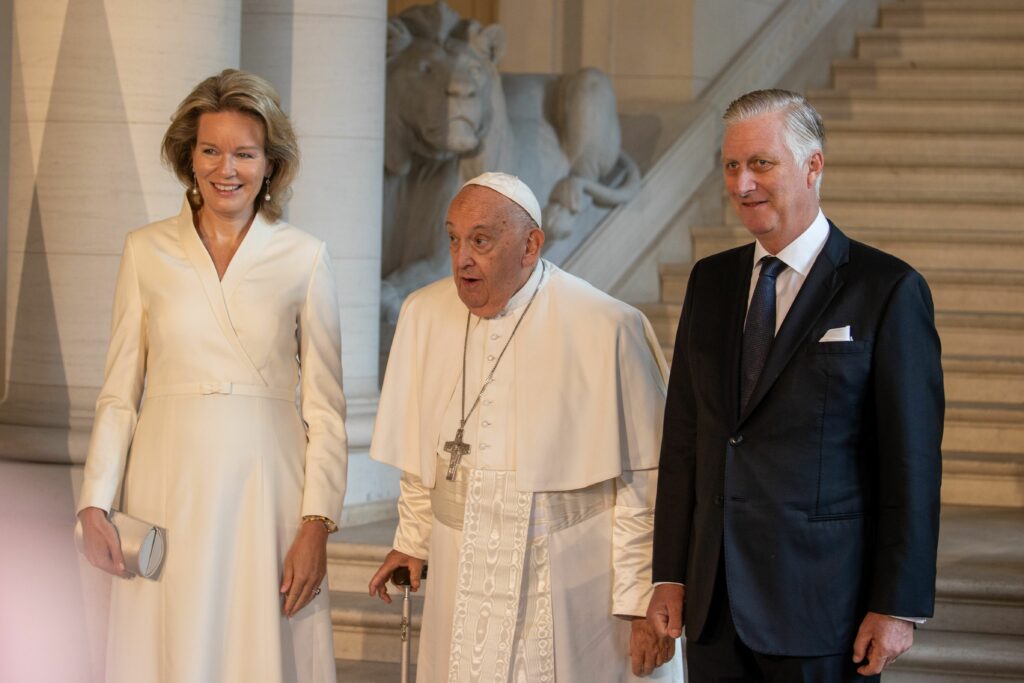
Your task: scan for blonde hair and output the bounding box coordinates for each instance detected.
[161,69,299,222]
[723,89,825,195]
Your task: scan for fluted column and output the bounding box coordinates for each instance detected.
[242,0,397,519]
[2,0,242,459]
[1,2,241,680]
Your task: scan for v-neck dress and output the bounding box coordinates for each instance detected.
[78,201,348,683]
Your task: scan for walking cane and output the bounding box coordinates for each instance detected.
[391,564,427,683]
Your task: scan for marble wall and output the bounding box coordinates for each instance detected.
[3,0,242,437]
[1,1,395,514]
[499,0,786,103]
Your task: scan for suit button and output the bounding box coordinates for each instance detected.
[714,495,724,507]
[729,435,744,446]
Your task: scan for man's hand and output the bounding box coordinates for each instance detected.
[852,611,914,675]
[368,549,425,605]
[280,519,328,617]
[646,583,685,639]
[77,507,131,578]
[629,617,675,676]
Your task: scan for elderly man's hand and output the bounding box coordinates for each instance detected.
[78,507,132,578]
[368,549,425,605]
[280,519,328,617]
[629,616,675,676]
[852,611,914,675]
[646,583,685,639]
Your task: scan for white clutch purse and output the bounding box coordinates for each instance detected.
[75,510,166,579]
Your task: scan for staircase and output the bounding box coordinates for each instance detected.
[641,0,1024,509]
[639,0,1024,679]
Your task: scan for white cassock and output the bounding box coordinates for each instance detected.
[372,261,683,682]
[77,201,347,683]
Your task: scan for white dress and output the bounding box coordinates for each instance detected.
[78,201,348,683]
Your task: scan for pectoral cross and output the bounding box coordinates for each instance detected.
[443,427,471,481]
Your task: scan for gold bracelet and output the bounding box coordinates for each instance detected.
[302,514,338,534]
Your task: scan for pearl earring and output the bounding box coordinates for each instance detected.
[263,177,272,202]
[191,174,199,196]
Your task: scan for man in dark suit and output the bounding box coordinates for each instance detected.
[647,89,944,681]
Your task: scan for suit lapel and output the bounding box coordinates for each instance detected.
[739,223,850,424]
[727,245,756,427]
[177,201,266,384]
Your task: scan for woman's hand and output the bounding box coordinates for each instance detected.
[280,519,329,617]
[78,507,131,578]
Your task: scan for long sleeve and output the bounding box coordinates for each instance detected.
[651,261,701,583]
[393,472,433,559]
[78,233,148,513]
[612,466,658,617]
[868,270,944,617]
[297,243,348,526]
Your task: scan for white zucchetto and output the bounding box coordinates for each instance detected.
[460,171,543,230]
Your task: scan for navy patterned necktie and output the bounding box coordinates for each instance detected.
[740,256,788,411]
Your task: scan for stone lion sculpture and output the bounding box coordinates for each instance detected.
[381,1,640,321]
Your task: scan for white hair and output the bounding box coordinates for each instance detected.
[723,89,825,196]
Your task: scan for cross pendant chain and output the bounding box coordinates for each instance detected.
[443,427,471,481]
[444,262,545,483]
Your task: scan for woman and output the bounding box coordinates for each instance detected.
[76,69,347,682]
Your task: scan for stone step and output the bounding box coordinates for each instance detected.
[327,517,419,595]
[825,165,1022,204]
[813,95,1024,133]
[901,270,1024,315]
[832,59,1024,92]
[336,659,412,683]
[823,129,1024,167]
[660,265,1024,315]
[887,630,1024,681]
[327,541,388,596]
[881,4,1024,31]
[331,589,423,664]
[819,200,1024,232]
[894,0,1024,6]
[943,452,1024,507]
[938,312,1024,359]
[945,356,1024,403]
[692,226,1024,271]
[943,402,1024,455]
[856,28,1024,63]
[929,506,1024,633]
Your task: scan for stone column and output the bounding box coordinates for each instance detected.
[1,2,241,680]
[242,0,398,522]
[2,0,241,458]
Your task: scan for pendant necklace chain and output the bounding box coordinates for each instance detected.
[443,262,545,481]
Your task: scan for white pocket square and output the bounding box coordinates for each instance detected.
[819,325,852,342]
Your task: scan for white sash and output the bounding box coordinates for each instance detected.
[447,469,540,682]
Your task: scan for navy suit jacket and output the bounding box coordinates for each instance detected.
[652,222,944,656]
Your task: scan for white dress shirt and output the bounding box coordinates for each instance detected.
[746,209,830,331]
